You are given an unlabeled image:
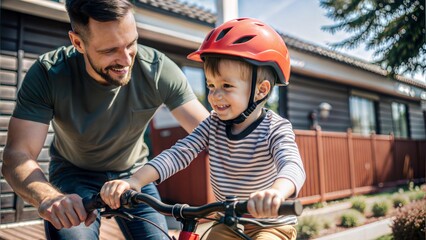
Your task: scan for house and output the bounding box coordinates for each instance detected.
[1,0,425,225]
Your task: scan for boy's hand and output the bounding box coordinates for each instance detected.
[247,189,284,218]
[100,178,140,209]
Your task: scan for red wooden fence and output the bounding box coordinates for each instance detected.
[295,129,425,204]
[155,128,426,206]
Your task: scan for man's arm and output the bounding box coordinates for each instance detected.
[1,117,95,228]
[171,99,209,133]
[2,117,54,206]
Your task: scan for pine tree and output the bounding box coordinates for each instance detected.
[320,0,425,77]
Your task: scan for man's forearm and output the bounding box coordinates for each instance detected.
[2,150,61,208]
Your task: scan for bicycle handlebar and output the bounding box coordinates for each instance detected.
[83,190,303,219]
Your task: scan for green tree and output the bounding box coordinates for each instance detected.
[320,0,425,77]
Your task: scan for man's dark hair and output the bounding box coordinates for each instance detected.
[65,0,133,39]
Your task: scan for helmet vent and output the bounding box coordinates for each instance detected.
[205,29,214,41]
[216,27,232,41]
[233,35,255,44]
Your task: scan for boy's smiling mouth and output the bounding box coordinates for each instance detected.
[214,104,230,111]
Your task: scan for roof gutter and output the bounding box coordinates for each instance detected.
[290,49,426,102]
[1,0,69,22]
[0,0,211,49]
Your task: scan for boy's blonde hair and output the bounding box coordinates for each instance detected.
[204,56,276,88]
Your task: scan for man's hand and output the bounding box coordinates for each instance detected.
[38,193,97,229]
[247,189,284,218]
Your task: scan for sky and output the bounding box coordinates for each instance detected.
[179,0,425,83]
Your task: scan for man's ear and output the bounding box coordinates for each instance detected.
[256,80,271,101]
[68,31,85,54]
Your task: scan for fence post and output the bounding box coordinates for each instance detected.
[370,131,378,185]
[315,127,326,202]
[390,133,396,182]
[422,140,426,180]
[347,129,356,195]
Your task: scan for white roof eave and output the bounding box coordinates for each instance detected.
[1,0,210,49]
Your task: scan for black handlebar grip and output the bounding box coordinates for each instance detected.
[278,200,303,216]
[82,193,106,212]
[236,199,303,216]
[120,189,139,208]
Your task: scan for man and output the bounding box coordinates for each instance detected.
[1,0,209,239]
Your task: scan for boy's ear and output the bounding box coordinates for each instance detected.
[256,80,271,100]
[68,31,86,54]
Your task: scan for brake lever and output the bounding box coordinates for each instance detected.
[218,216,250,240]
[100,207,135,221]
[237,215,299,228]
[236,217,264,227]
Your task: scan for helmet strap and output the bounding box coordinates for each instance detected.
[222,66,267,125]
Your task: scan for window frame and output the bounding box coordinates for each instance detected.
[391,101,410,138]
[349,92,379,135]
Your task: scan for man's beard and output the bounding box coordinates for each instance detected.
[87,54,133,87]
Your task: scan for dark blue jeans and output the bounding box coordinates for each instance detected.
[45,148,168,240]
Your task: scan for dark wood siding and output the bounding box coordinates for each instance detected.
[287,74,351,132]
[378,99,393,135]
[21,13,71,54]
[378,95,426,139]
[408,102,426,139]
[1,9,70,54]
[1,10,19,51]
[0,9,70,224]
[0,51,44,224]
[288,74,425,139]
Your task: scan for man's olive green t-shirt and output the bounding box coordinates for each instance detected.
[13,45,196,171]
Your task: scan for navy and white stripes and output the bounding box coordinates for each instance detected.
[147,109,306,201]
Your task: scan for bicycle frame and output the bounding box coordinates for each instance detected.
[83,190,303,240]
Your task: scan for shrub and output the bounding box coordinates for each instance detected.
[322,217,334,229]
[372,200,390,217]
[340,209,365,228]
[408,181,415,191]
[408,190,425,202]
[392,194,408,208]
[296,216,322,239]
[351,196,367,213]
[376,234,393,240]
[311,201,327,209]
[391,199,425,240]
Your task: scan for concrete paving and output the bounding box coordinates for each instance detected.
[313,217,393,240]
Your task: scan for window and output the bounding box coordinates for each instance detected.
[349,95,377,135]
[391,102,409,138]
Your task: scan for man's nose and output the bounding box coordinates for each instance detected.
[118,48,133,66]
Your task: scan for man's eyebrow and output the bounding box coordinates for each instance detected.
[127,37,138,47]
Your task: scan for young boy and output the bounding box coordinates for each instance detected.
[101,18,306,240]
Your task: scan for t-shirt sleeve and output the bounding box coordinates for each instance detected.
[157,55,197,111]
[12,60,53,124]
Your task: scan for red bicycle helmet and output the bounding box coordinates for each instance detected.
[187,17,291,85]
